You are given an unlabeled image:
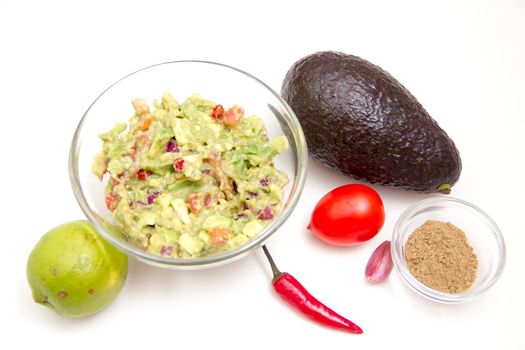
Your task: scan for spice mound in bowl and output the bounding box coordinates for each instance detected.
[404,220,478,294]
[391,197,505,303]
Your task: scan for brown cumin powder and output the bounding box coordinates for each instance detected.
[404,220,478,294]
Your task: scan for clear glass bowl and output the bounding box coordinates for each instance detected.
[69,61,308,269]
[391,197,506,303]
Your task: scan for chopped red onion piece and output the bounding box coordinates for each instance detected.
[160,245,174,256]
[147,192,160,204]
[166,138,179,152]
[258,207,273,220]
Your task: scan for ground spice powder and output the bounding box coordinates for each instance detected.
[404,220,478,294]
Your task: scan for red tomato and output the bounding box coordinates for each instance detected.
[308,184,385,246]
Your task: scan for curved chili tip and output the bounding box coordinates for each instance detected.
[275,272,363,334]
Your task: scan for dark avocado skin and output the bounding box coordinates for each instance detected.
[281,51,461,193]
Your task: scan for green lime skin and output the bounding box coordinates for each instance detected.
[27,220,128,318]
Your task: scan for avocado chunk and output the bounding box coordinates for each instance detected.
[281,51,461,193]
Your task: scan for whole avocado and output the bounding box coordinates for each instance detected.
[282,51,461,193]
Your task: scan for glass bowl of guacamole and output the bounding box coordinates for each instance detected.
[69,61,307,269]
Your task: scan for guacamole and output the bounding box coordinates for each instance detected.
[92,93,289,258]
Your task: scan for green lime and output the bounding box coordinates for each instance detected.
[27,220,128,318]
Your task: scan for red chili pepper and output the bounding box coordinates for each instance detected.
[174,158,185,172]
[137,169,152,180]
[211,104,224,121]
[262,245,363,334]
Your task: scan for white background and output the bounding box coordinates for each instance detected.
[3,0,524,349]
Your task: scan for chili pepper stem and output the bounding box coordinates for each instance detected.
[262,245,285,283]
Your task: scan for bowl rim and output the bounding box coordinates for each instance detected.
[69,60,308,268]
[391,196,506,303]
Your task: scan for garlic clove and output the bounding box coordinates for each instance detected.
[365,240,393,283]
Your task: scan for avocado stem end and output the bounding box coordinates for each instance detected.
[436,183,452,194]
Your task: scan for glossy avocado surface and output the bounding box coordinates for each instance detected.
[281,51,461,193]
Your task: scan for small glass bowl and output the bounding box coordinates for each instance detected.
[69,61,307,270]
[391,197,506,303]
